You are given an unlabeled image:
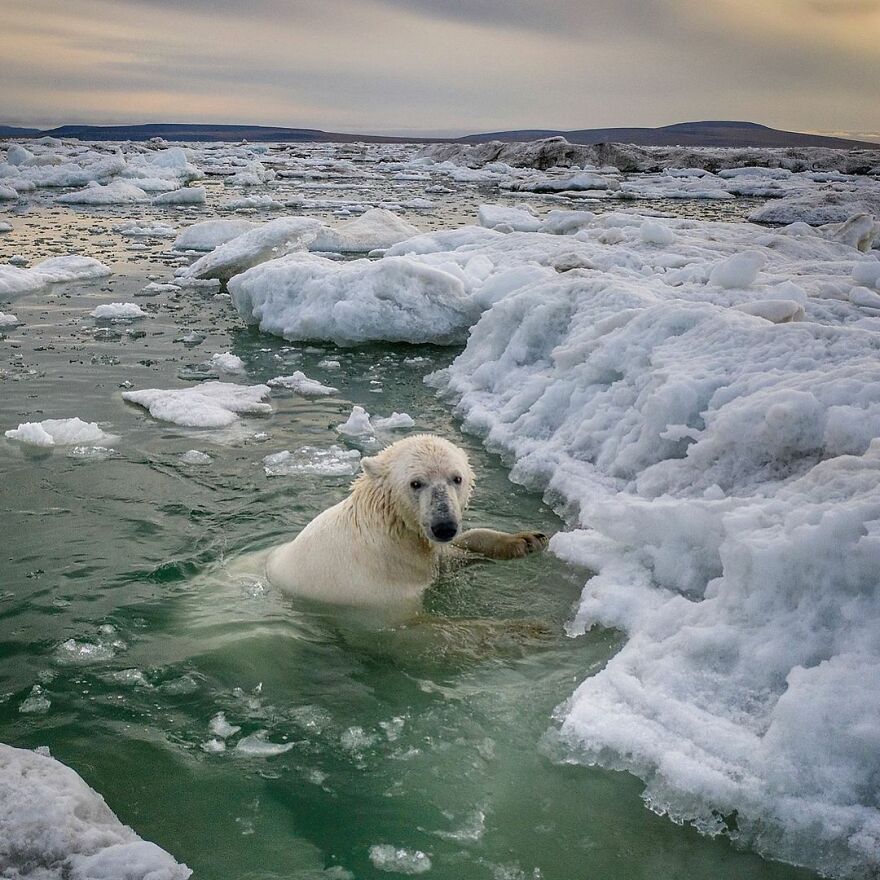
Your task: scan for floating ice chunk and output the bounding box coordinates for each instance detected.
[5,418,118,448]
[0,312,19,327]
[477,204,540,233]
[368,845,432,875]
[336,405,374,437]
[56,179,149,205]
[229,252,474,346]
[209,712,241,739]
[173,219,257,252]
[267,371,338,396]
[209,352,246,374]
[731,299,805,323]
[0,255,112,296]
[55,638,120,665]
[0,184,18,200]
[19,685,51,714]
[749,192,880,226]
[309,208,420,253]
[639,220,675,246]
[113,221,176,237]
[68,445,115,461]
[200,738,226,754]
[123,382,272,428]
[180,449,212,465]
[0,220,12,232]
[0,743,191,880]
[182,217,321,280]
[511,171,619,193]
[91,303,146,320]
[708,250,765,288]
[373,412,415,430]
[262,446,362,477]
[233,732,294,757]
[152,186,206,206]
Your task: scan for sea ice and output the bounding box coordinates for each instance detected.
[5,418,119,448]
[181,217,322,280]
[368,845,432,875]
[308,208,420,253]
[262,446,361,477]
[0,743,191,879]
[229,252,475,346]
[0,255,112,296]
[91,303,146,320]
[267,371,338,396]
[56,179,149,205]
[122,382,272,428]
[173,218,257,251]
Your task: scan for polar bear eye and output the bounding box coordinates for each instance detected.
[451,475,462,485]
[410,480,423,491]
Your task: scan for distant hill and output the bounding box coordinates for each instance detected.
[462,120,880,150]
[1,119,877,149]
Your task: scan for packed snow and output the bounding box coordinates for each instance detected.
[420,208,880,879]
[0,743,191,880]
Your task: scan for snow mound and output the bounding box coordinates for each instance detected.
[173,219,257,252]
[181,217,321,280]
[309,208,420,253]
[0,743,191,880]
[424,209,880,879]
[122,382,272,428]
[229,252,475,346]
[5,418,119,448]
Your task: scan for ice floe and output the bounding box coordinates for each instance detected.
[308,208,420,253]
[181,217,321,280]
[262,445,361,477]
[5,418,119,448]
[90,302,146,320]
[122,382,272,428]
[267,371,338,396]
[0,255,112,296]
[172,218,257,252]
[0,743,191,880]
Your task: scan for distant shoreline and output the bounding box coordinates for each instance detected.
[2,120,879,150]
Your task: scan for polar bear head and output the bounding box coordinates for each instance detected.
[359,434,475,544]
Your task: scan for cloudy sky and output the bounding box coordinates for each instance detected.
[2,0,879,138]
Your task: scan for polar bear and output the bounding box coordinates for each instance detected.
[265,434,547,614]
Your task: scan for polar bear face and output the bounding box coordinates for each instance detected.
[360,434,474,544]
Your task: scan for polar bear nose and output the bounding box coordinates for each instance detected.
[431,520,458,542]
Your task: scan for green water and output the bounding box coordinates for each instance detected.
[0,205,816,880]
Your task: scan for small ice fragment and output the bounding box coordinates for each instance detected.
[181,449,212,465]
[373,412,415,430]
[209,712,241,739]
[368,844,432,875]
[91,303,146,320]
[336,405,374,436]
[234,732,294,757]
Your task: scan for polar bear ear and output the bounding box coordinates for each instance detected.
[360,455,383,478]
